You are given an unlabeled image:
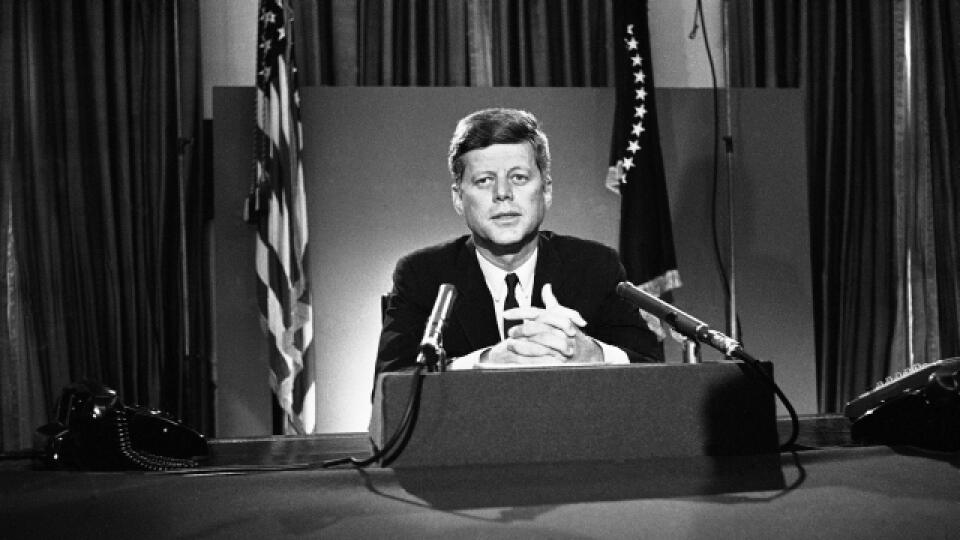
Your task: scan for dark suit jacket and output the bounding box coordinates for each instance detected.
[375,231,662,376]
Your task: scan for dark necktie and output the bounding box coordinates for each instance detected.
[503,273,521,337]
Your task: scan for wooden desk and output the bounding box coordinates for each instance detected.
[4,416,960,539]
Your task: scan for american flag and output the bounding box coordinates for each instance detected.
[246,0,315,434]
[606,0,681,340]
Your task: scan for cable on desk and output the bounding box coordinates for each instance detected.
[321,364,426,468]
[735,348,800,451]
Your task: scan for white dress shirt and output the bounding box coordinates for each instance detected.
[447,248,630,369]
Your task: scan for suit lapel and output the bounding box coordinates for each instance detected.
[450,237,501,350]
[532,233,566,308]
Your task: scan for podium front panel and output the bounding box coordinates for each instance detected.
[369,362,778,468]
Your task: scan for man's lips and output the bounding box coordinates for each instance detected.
[490,211,521,220]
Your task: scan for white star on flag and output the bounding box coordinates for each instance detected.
[605,4,681,320]
[612,16,654,188]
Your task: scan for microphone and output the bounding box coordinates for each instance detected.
[616,281,742,356]
[617,282,804,451]
[416,283,458,370]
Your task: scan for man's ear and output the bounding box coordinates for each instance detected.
[543,176,553,208]
[451,183,464,215]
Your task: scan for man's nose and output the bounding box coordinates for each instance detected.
[493,176,513,201]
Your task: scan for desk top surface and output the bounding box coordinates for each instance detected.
[3,417,959,539]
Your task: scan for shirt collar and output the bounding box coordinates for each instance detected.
[475,248,538,302]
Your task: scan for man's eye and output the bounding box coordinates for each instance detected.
[510,174,529,184]
[473,177,492,186]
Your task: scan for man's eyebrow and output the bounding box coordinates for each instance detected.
[468,163,532,177]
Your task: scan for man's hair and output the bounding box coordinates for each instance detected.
[447,108,551,184]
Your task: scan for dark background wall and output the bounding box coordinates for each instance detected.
[213,87,814,436]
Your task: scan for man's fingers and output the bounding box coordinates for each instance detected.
[542,283,559,308]
[542,284,587,326]
[508,322,576,356]
[504,306,583,336]
[508,319,556,337]
[503,306,544,320]
[507,338,565,358]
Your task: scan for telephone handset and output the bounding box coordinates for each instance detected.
[37,380,209,471]
[844,357,960,451]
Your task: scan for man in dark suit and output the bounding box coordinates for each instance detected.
[376,108,661,376]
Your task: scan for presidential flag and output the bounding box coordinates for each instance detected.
[246,0,315,435]
[607,0,681,320]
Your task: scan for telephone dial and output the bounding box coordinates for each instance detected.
[37,379,209,471]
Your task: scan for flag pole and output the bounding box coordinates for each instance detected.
[721,0,738,343]
[172,0,193,414]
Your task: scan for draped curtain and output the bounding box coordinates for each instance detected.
[0,0,210,452]
[731,0,960,412]
[293,0,617,87]
[909,0,960,364]
[728,0,803,88]
[806,1,898,412]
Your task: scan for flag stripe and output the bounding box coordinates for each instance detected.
[248,0,315,434]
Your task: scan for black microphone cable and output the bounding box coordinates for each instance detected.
[692,0,744,346]
[134,365,430,475]
[617,281,799,450]
[324,284,456,468]
[730,347,800,451]
[321,364,427,468]
[690,0,794,446]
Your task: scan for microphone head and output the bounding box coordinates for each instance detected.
[427,284,458,326]
[417,284,459,365]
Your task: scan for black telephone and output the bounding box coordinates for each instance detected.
[36,379,209,471]
[844,357,960,451]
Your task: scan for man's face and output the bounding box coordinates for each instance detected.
[451,142,552,255]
